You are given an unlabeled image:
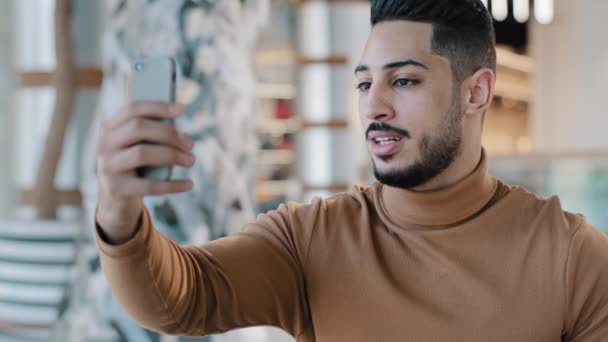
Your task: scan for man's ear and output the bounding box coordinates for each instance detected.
[463,68,495,116]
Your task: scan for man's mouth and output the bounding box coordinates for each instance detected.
[365,123,410,157]
[370,136,403,145]
[367,133,406,157]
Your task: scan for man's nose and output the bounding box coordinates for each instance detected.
[363,86,395,122]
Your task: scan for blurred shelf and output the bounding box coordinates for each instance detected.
[495,47,534,103]
[255,49,296,66]
[256,117,301,134]
[496,47,535,74]
[493,81,530,103]
[256,83,297,100]
[255,180,297,200]
[257,150,295,165]
[296,55,348,66]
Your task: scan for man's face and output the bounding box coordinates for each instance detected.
[356,21,463,189]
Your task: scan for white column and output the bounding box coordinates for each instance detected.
[531,0,608,152]
[296,1,334,200]
[332,3,373,186]
[296,1,370,201]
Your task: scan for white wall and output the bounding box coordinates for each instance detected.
[531,0,608,152]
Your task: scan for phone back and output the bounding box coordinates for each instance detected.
[131,56,177,181]
[131,57,176,102]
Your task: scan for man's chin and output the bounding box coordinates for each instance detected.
[373,164,412,179]
[372,159,434,189]
[372,154,415,169]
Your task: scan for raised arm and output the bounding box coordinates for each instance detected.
[95,100,314,336]
[97,201,315,337]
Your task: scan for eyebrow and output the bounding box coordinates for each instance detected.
[354,59,430,75]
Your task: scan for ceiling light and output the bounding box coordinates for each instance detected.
[513,0,530,23]
[491,0,509,22]
[535,0,554,24]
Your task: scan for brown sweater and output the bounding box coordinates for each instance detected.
[97,154,608,341]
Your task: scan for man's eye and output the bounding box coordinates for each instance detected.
[394,78,417,87]
[356,82,371,92]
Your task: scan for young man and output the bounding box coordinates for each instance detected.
[94,0,608,340]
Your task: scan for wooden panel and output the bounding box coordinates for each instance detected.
[19,189,82,207]
[302,184,350,192]
[301,120,350,129]
[17,67,103,88]
[297,56,348,66]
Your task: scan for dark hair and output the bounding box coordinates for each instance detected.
[370,0,496,83]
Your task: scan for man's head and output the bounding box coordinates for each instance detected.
[356,0,496,190]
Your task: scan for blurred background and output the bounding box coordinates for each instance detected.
[0,0,606,341]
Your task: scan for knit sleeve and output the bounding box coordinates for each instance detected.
[563,220,608,341]
[96,200,319,337]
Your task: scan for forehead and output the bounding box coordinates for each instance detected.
[360,21,443,70]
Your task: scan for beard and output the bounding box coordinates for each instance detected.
[372,97,463,190]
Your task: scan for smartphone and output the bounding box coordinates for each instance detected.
[131,56,177,181]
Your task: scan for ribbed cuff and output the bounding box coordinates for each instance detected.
[95,206,152,258]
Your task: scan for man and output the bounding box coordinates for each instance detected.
[94,0,608,341]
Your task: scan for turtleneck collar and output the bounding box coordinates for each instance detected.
[375,149,498,228]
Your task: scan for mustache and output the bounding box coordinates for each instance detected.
[366,122,411,140]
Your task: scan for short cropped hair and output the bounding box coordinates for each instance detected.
[371,0,496,82]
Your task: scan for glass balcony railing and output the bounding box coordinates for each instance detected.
[490,154,608,234]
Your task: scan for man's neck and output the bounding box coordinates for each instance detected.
[412,147,483,192]
[378,147,498,227]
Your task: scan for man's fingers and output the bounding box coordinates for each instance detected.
[106,176,194,198]
[105,118,193,152]
[104,101,186,131]
[95,96,195,200]
[104,144,195,174]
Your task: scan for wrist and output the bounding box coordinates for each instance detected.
[95,198,143,245]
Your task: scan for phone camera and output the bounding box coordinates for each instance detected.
[134,62,145,72]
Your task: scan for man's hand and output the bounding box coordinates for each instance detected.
[95,101,195,244]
